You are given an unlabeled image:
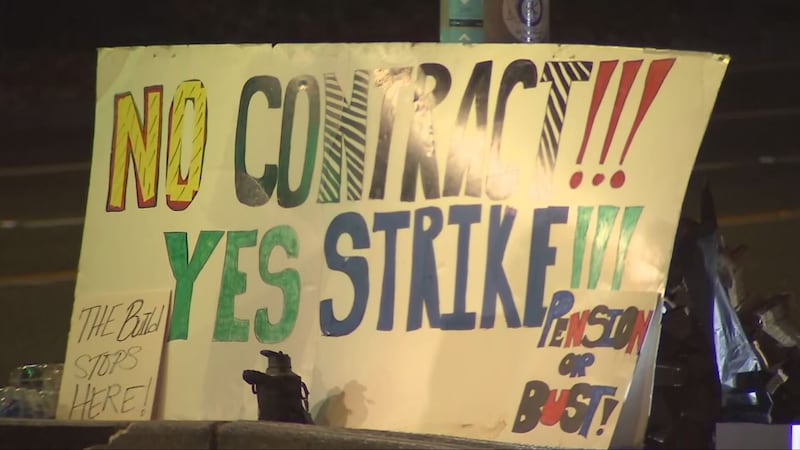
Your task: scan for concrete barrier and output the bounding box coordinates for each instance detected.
[0,419,553,449]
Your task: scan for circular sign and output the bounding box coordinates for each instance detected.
[502,0,547,43]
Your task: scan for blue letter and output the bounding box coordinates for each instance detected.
[408,206,443,330]
[524,206,568,327]
[441,204,481,330]
[373,211,411,331]
[538,290,575,347]
[481,205,521,328]
[580,386,617,437]
[320,212,370,336]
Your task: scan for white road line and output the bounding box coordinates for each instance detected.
[718,209,800,227]
[711,106,800,122]
[0,162,90,178]
[0,270,77,288]
[694,155,800,172]
[0,216,84,229]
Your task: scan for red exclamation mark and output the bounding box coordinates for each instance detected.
[610,58,676,188]
[593,60,643,186]
[570,60,617,189]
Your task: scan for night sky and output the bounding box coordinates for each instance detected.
[0,1,797,52]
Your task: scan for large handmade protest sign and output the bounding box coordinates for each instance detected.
[69,43,727,448]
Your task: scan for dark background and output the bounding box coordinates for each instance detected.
[1,0,799,385]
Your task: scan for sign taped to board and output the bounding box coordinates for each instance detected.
[67,43,728,448]
[57,290,171,420]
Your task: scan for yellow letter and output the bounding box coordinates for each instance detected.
[106,86,163,211]
[166,80,208,211]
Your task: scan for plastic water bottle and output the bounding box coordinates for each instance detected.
[243,350,313,424]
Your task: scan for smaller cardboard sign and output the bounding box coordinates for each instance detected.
[609,296,663,448]
[56,290,171,420]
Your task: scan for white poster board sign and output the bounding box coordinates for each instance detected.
[73,43,727,448]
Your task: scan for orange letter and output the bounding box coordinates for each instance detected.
[106,86,163,211]
[626,309,653,354]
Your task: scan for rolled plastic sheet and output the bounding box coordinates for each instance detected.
[698,232,762,390]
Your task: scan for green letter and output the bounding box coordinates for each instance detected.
[255,225,300,343]
[214,230,257,341]
[164,231,224,341]
[277,75,320,207]
[234,76,281,206]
